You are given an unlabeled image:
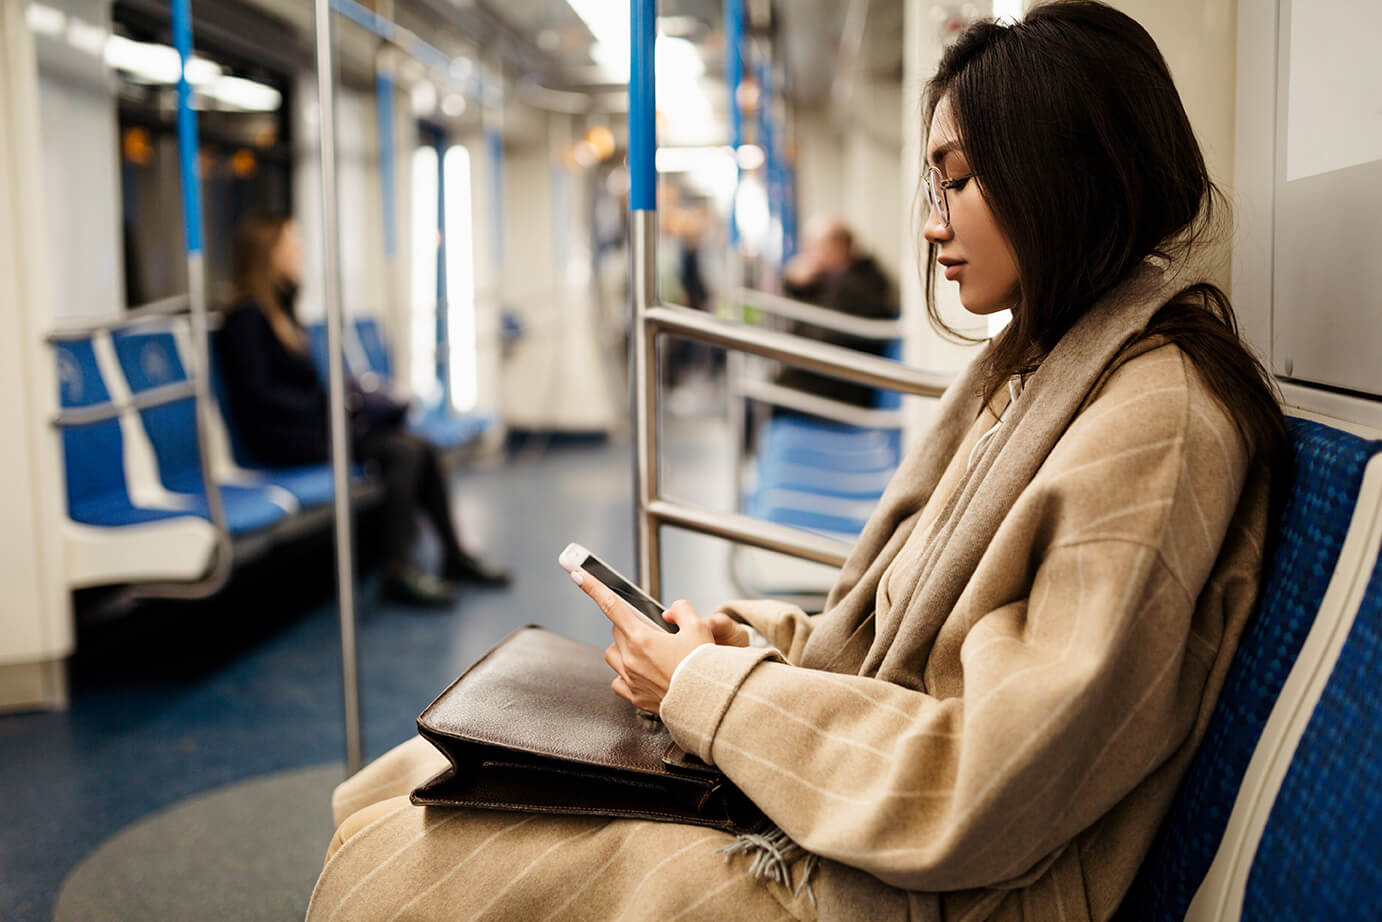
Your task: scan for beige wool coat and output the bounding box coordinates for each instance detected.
[308,264,1270,922]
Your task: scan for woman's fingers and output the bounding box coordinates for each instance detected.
[571,567,645,636]
[661,600,701,630]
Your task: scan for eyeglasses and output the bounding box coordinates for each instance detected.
[923,166,972,227]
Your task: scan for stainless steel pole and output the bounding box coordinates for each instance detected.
[629,0,660,598]
[314,0,363,777]
[631,211,661,598]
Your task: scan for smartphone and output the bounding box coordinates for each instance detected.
[559,543,674,632]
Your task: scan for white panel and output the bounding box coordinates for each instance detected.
[1272,0,1382,398]
[32,0,123,321]
[0,0,73,670]
[1284,0,1382,181]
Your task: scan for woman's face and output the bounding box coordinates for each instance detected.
[923,97,1020,316]
[269,220,304,285]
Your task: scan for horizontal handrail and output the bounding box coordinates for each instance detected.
[647,499,853,568]
[733,378,907,429]
[647,303,951,397]
[48,294,192,341]
[53,380,198,426]
[734,287,903,340]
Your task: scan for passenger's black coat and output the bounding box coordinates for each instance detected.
[217,299,331,467]
[777,255,899,408]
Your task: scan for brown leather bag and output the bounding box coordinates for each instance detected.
[410,626,766,835]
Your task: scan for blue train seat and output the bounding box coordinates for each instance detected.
[354,316,394,382]
[206,326,337,509]
[1116,415,1382,920]
[110,329,289,537]
[745,340,905,540]
[54,336,219,587]
[309,315,495,453]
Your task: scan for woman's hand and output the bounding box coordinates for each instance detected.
[571,569,715,713]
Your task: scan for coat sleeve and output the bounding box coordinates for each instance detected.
[660,349,1261,892]
[712,599,817,664]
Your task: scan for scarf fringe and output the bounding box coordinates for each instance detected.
[717,825,820,905]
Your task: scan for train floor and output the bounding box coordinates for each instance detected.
[0,407,741,922]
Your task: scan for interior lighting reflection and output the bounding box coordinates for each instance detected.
[26,3,66,37]
[736,144,766,171]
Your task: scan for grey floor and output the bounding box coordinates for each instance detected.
[1,410,749,922]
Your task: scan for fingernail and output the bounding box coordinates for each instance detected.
[570,569,584,586]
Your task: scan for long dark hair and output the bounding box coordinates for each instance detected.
[232,213,305,352]
[922,0,1287,476]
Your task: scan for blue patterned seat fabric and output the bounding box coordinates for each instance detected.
[1241,544,1382,920]
[1115,418,1382,920]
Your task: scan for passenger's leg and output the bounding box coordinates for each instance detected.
[310,804,816,922]
[355,430,423,572]
[331,735,448,827]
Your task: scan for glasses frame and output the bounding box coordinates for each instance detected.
[923,166,971,227]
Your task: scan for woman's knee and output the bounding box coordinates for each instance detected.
[325,795,412,865]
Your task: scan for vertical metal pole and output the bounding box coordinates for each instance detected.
[314,0,363,777]
[723,0,748,524]
[725,0,743,249]
[170,0,231,584]
[629,0,660,598]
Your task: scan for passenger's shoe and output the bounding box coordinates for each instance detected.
[443,551,511,587]
[380,566,457,607]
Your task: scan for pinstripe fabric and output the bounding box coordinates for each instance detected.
[310,264,1269,922]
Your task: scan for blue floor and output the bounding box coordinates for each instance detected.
[0,417,740,921]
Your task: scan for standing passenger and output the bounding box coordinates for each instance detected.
[219,215,508,606]
[308,3,1290,919]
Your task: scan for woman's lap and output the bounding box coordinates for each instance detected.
[310,737,813,922]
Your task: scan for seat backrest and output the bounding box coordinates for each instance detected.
[1118,417,1382,920]
[354,316,394,382]
[306,320,330,379]
[206,325,256,470]
[110,328,201,489]
[1235,535,1382,920]
[54,337,131,510]
[872,338,904,411]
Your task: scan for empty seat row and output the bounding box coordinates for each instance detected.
[52,311,475,594]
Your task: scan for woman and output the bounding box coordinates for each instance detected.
[219,215,508,606]
[308,3,1287,919]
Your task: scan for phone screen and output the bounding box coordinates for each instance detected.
[578,554,673,631]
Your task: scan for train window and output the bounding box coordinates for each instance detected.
[443,146,478,414]
[111,3,292,309]
[410,140,479,413]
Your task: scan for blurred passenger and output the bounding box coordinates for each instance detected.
[777,215,899,407]
[219,215,508,606]
[310,3,1290,920]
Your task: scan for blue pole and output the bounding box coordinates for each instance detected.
[725,0,743,246]
[629,0,657,212]
[171,0,203,256]
[376,71,397,259]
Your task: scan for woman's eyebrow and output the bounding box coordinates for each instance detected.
[927,141,962,169]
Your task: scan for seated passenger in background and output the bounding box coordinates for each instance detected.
[776,214,900,407]
[308,3,1290,920]
[219,215,508,606]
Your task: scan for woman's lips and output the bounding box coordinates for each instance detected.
[943,261,966,281]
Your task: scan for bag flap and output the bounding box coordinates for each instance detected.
[417,626,678,777]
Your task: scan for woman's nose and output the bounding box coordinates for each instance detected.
[922,203,953,245]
